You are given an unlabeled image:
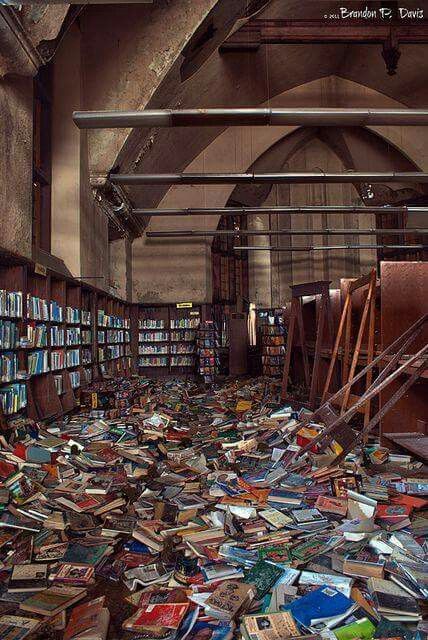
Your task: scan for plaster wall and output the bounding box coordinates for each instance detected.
[0,76,33,258]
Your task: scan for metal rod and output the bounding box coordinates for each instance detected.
[111,171,428,186]
[232,245,428,251]
[133,206,428,217]
[73,108,428,129]
[146,228,428,238]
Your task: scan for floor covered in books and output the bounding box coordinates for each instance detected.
[0,376,427,640]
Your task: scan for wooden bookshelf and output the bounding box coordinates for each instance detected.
[137,304,204,378]
[0,248,213,424]
[138,305,170,378]
[0,249,134,425]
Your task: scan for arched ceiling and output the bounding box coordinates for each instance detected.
[104,0,428,218]
[42,0,428,238]
[227,125,423,208]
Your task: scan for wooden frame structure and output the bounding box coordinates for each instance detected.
[281,280,335,408]
[321,269,377,426]
[290,314,428,460]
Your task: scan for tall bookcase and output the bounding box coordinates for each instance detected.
[97,294,133,379]
[137,304,203,377]
[257,308,286,377]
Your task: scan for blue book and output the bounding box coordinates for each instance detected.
[284,585,356,629]
[189,621,234,640]
[267,489,303,506]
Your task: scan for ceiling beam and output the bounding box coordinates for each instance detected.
[111,172,428,186]
[132,206,428,217]
[146,228,428,238]
[73,107,428,129]
[73,108,428,129]
[219,18,428,51]
[232,244,428,252]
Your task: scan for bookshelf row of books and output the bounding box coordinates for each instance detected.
[98,344,126,362]
[106,330,130,344]
[1,321,91,351]
[138,319,164,329]
[138,343,197,355]
[138,355,196,367]
[66,328,81,345]
[0,352,19,383]
[170,318,200,329]
[0,320,19,350]
[50,349,81,371]
[28,350,49,376]
[0,290,22,318]
[82,330,92,345]
[139,345,169,355]
[171,343,196,354]
[170,355,195,366]
[53,368,90,394]
[0,382,27,415]
[98,310,130,329]
[70,371,80,389]
[50,326,65,347]
[138,331,168,342]
[82,349,92,365]
[138,356,168,367]
[66,307,80,324]
[171,330,196,342]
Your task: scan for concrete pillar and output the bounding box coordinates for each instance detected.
[109,237,133,301]
[51,22,81,276]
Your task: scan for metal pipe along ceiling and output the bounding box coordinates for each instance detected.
[132,206,428,216]
[232,245,428,252]
[111,172,428,185]
[73,108,428,129]
[145,229,428,238]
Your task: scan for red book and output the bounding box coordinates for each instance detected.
[123,603,189,631]
[389,493,428,510]
[12,443,27,461]
[0,460,16,479]
[377,504,411,519]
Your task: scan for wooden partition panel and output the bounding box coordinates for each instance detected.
[380,261,428,440]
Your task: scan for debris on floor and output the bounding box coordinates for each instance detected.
[0,376,426,640]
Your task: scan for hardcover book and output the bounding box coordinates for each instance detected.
[205,581,255,620]
[0,615,40,640]
[8,563,48,593]
[64,596,110,640]
[19,585,87,617]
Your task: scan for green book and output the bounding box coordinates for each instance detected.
[292,539,327,562]
[334,618,376,640]
[243,560,283,599]
[258,545,291,564]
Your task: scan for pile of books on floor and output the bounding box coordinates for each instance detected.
[0,376,426,640]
